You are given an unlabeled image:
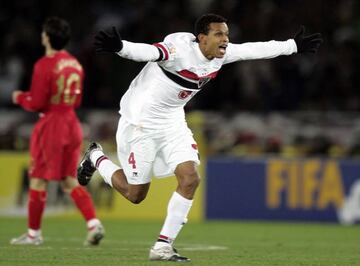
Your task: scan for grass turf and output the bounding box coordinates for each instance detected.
[0,217,359,266]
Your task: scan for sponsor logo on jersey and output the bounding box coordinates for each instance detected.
[178,90,193,99]
[198,77,211,88]
[191,144,198,150]
[164,42,176,54]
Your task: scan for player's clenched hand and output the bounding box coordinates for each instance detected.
[12,91,22,104]
[294,26,323,54]
[94,26,123,53]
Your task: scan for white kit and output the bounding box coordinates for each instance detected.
[115,32,297,183]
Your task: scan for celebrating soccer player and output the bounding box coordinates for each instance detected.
[77,13,322,261]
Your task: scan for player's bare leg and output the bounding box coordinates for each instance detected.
[149,161,200,262]
[111,171,150,204]
[174,161,201,200]
[77,142,150,204]
[10,178,47,245]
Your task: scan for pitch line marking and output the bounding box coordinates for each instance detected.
[3,245,228,251]
[4,238,229,252]
[182,245,228,251]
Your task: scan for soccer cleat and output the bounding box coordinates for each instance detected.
[77,142,103,186]
[10,233,43,245]
[84,223,105,246]
[149,245,191,262]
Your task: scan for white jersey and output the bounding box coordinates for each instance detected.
[118,32,297,129]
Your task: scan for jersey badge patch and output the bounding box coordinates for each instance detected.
[178,90,193,99]
[198,77,211,88]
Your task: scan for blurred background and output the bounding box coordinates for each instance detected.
[1,0,360,224]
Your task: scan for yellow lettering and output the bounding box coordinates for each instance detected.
[266,159,286,208]
[63,73,81,104]
[51,75,65,104]
[302,160,320,209]
[51,73,81,105]
[55,59,82,72]
[317,161,344,209]
[287,161,299,209]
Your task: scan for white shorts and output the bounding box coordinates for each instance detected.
[116,117,200,185]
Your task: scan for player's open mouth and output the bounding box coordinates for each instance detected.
[219,44,227,54]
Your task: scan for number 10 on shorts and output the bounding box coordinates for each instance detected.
[128,152,137,169]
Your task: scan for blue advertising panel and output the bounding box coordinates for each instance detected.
[206,157,360,223]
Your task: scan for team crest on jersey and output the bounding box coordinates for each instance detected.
[178,90,192,99]
[164,42,176,54]
[198,77,211,88]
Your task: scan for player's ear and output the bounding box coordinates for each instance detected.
[41,31,50,46]
[198,33,207,43]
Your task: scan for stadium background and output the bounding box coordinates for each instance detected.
[0,0,360,224]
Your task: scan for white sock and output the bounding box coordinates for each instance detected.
[87,218,101,229]
[90,150,121,187]
[98,159,121,187]
[90,150,105,165]
[28,229,41,238]
[155,192,193,248]
[154,241,171,249]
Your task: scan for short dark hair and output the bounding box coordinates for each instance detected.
[43,17,71,50]
[194,13,227,42]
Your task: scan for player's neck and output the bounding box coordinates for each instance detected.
[45,47,61,57]
[198,44,214,60]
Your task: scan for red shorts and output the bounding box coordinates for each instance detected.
[29,111,82,180]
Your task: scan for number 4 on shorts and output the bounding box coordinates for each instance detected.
[128,152,136,169]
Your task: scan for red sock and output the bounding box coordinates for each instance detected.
[28,189,47,230]
[70,186,96,221]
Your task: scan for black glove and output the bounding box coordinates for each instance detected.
[294,26,323,53]
[94,26,123,53]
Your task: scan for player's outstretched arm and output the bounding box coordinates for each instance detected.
[94,27,161,62]
[293,26,323,53]
[223,26,323,64]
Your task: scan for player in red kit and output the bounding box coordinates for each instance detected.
[10,17,104,246]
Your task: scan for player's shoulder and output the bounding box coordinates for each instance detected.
[36,51,82,72]
[163,32,196,45]
[57,50,79,62]
[36,51,73,64]
[34,55,50,70]
[56,51,83,69]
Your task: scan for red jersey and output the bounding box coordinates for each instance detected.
[17,51,85,180]
[17,50,84,112]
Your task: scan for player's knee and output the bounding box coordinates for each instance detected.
[60,177,78,193]
[29,178,48,191]
[126,184,150,204]
[128,191,147,204]
[179,171,201,191]
[128,195,145,204]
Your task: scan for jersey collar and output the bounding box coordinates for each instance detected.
[193,42,212,63]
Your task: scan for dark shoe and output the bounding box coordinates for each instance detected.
[77,142,102,186]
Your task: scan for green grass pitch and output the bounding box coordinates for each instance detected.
[0,217,359,266]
